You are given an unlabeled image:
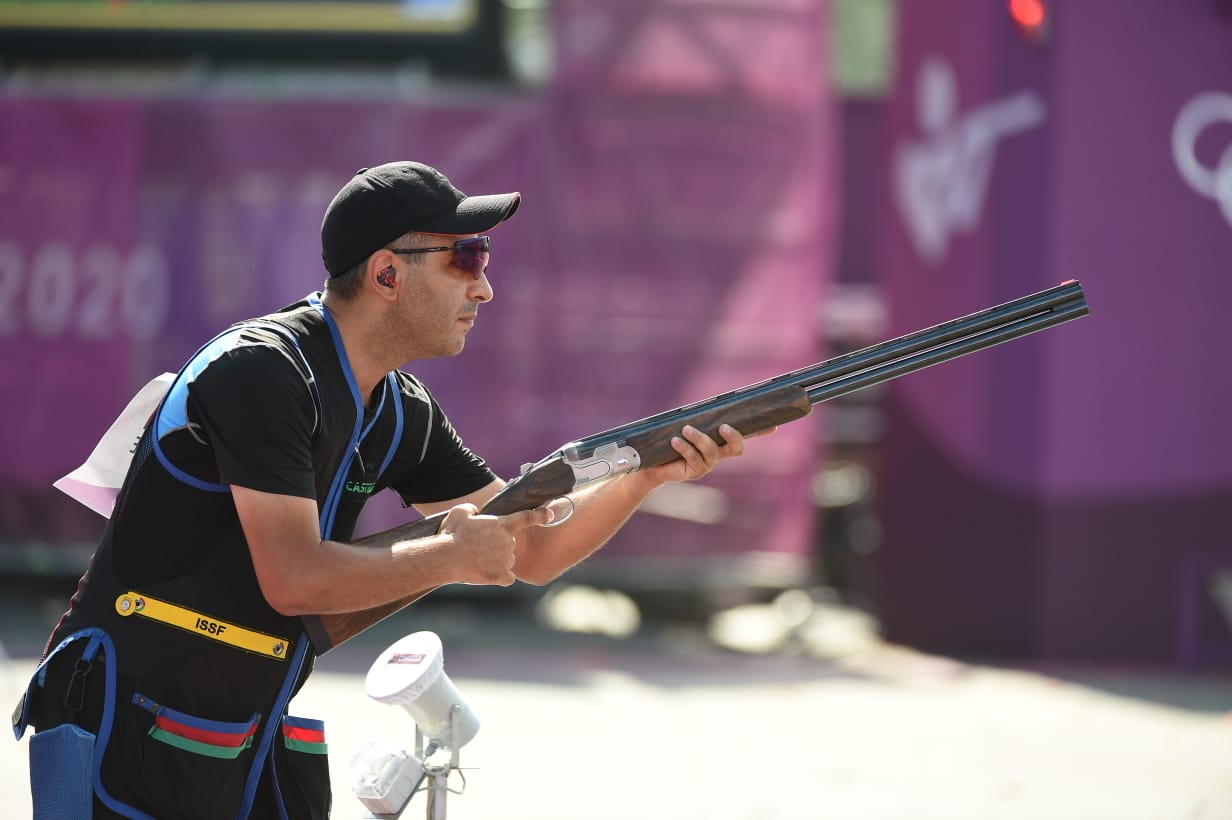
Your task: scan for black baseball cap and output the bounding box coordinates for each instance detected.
[320,161,521,277]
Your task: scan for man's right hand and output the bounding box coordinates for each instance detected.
[438,503,556,586]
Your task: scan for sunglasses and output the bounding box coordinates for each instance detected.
[391,235,491,279]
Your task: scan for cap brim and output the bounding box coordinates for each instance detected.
[417,192,521,235]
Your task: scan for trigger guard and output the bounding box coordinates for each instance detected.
[542,497,575,527]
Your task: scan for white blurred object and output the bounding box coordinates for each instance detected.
[535,584,641,638]
[707,589,882,658]
[53,372,174,517]
[356,632,478,818]
[707,589,817,654]
[638,482,729,524]
[350,741,425,817]
[365,631,480,750]
[1210,570,1232,629]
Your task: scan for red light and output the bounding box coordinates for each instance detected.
[1010,0,1045,28]
[1008,0,1050,43]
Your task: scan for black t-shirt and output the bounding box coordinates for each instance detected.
[186,340,493,508]
[109,301,497,588]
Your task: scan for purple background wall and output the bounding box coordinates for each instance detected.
[8,0,1228,665]
[0,0,832,590]
[876,0,1232,663]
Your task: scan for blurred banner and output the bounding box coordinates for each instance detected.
[0,0,510,78]
[0,0,833,593]
[0,0,479,32]
[876,0,1232,663]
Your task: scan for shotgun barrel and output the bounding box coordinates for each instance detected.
[576,280,1087,452]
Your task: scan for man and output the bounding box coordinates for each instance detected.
[14,161,756,818]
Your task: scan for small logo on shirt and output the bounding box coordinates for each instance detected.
[345,480,376,495]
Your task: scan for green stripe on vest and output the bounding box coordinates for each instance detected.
[149,727,254,759]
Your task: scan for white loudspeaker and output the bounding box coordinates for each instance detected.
[364,631,480,750]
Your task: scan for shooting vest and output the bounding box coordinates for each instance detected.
[15,294,413,819]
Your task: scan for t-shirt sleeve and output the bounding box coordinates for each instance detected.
[187,343,317,499]
[389,386,496,506]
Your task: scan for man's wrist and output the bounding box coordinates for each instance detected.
[625,468,665,499]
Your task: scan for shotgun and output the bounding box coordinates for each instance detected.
[303,280,1089,653]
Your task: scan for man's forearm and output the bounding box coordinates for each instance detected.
[274,532,463,615]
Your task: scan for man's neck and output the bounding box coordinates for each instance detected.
[319,292,391,407]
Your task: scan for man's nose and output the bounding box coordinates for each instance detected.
[471,272,494,302]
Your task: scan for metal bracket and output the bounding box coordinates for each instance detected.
[559,441,642,488]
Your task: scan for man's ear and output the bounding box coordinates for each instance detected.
[367,250,399,297]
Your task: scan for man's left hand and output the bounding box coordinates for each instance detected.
[642,423,772,486]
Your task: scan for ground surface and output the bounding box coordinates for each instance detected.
[3,583,1230,819]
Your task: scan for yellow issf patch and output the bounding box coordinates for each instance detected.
[115,592,289,660]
